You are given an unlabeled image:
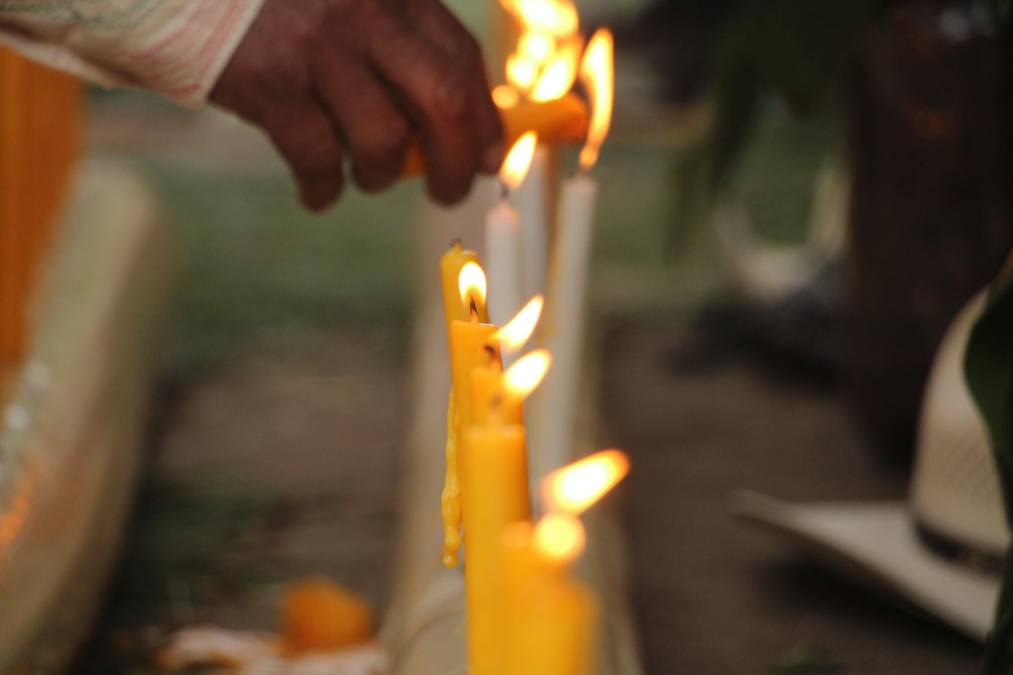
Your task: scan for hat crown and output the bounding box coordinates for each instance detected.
[911,291,1009,556]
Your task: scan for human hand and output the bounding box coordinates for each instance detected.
[210,0,504,210]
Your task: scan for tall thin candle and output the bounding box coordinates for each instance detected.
[529,29,614,476]
[487,132,538,329]
[439,254,491,567]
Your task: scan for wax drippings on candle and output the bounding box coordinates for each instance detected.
[482,344,499,364]
[441,390,463,567]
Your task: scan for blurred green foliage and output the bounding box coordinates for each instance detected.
[674,0,885,245]
[145,165,419,378]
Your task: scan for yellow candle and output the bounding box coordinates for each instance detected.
[472,348,551,426]
[439,249,490,567]
[459,346,550,675]
[450,319,501,431]
[460,423,531,675]
[470,363,517,426]
[502,450,631,675]
[502,518,598,675]
[440,242,488,346]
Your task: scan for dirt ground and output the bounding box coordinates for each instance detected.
[601,321,982,674]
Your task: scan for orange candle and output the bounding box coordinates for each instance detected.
[401,94,588,178]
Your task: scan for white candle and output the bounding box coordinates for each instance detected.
[486,199,523,327]
[515,147,551,299]
[529,28,613,478]
[529,173,597,475]
[487,132,539,335]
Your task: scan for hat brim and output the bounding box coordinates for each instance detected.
[731,491,998,643]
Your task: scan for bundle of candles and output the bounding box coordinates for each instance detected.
[440,250,629,675]
[434,10,621,673]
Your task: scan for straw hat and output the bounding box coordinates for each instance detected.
[733,289,1004,642]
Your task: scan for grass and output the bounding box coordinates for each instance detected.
[135,159,420,378]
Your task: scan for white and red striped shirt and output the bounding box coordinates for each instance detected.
[0,0,266,106]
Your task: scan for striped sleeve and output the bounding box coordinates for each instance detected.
[0,0,266,107]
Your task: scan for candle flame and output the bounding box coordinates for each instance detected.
[519,31,554,63]
[511,0,579,37]
[458,262,488,309]
[500,132,538,191]
[543,449,629,514]
[534,513,585,565]
[492,84,520,109]
[506,54,539,91]
[495,295,544,354]
[530,40,581,103]
[503,0,581,98]
[503,348,551,399]
[577,29,614,170]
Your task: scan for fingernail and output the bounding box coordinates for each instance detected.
[482,141,505,174]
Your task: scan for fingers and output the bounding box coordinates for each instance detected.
[215,0,503,209]
[312,44,413,194]
[398,0,504,171]
[355,1,495,203]
[262,101,345,211]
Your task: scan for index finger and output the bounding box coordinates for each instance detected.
[358,1,486,203]
[398,0,504,171]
